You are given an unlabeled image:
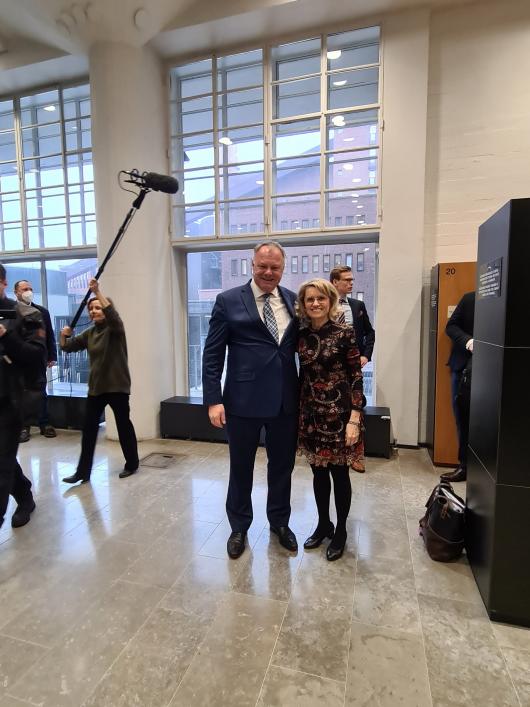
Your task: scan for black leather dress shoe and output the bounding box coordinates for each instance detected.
[440,466,467,483]
[19,427,30,443]
[119,466,138,479]
[270,525,298,551]
[62,472,90,484]
[304,522,335,550]
[227,531,247,559]
[326,531,347,562]
[11,500,36,528]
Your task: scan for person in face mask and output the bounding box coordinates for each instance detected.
[13,280,58,442]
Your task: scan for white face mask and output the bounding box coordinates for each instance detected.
[20,290,33,305]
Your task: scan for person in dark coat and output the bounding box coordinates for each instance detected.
[14,280,58,441]
[441,291,475,483]
[202,241,299,559]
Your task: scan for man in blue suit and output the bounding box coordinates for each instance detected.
[202,241,299,559]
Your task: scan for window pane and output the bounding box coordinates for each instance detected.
[172,133,215,171]
[24,154,64,188]
[0,99,14,131]
[62,84,91,119]
[65,118,91,151]
[327,109,378,150]
[70,215,96,246]
[219,199,263,236]
[274,76,320,119]
[46,258,98,396]
[273,118,320,158]
[273,154,320,195]
[66,153,93,186]
[327,149,378,189]
[0,161,19,192]
[0,223,23,251]
[170,59,213,100]
[327,26,380,70]
[0,190,21,223]
[219,163,264,200]
[20,89,60,126]
[174,203,215,238]
[179,95,213,134]
[328,67,379,110]
[22,123,62,158]
[26,186,66,220]
[217,125,263,164]
[217,50,263,90]
[326,188,377,226]
[0,130,16,162]
[178,168,215,204]
[217,87,263,128]
[28,217,68,249]
[272,193,319,230]
[271,38,321,80]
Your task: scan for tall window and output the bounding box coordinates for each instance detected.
[357,252,364,271]
[170,26,380,240]
[0,84,94,253]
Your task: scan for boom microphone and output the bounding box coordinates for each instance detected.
[123,170,179,194]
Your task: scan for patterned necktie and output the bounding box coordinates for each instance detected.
[263,293,279,342]
[337,299,347,324]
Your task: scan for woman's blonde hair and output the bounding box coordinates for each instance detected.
[296,278,341,323]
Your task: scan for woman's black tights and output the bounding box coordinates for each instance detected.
[311,464,352,546]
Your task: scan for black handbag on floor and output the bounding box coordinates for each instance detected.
[419,481,465,562]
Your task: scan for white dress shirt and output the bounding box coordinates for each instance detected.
[250,280,291,342]
[339,297,353,325]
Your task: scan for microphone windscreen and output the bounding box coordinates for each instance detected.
[142,172,179,194]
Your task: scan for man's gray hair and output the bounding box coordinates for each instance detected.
[253,240,286,260]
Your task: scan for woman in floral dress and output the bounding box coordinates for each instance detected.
[296,278,364,561]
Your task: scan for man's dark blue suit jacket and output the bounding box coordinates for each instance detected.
[202,281,299,418]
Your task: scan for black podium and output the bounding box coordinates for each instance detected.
[466,198,530,627]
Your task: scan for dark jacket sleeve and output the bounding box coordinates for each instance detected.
[446,296,473,349]
[39,305,57,362]
[202,295,229,406]
[359,302,375,360]
[1,323,46,367]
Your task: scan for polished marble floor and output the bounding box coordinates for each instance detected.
[0,431,529,707]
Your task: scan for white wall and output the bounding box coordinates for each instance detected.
[418,0,530,440]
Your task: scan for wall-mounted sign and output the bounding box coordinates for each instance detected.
[478,258,502,299]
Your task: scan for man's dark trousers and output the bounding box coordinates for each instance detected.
[0,400,33,528]
[225,410,298,532]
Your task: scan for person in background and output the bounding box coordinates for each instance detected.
[296,278,364,562]
[202,241,299,560]
[441,291,475,483]
[330,265,375,370]
[0,263,45,529]
[13,280,57,442]
[60,278,139,484]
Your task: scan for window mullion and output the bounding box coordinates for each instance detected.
[264,43,272,236]
[319,32,326,232]
[13,96,30,252]
[212,55,221,240]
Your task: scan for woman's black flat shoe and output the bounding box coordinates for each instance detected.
[304,522,335,549]
[62,472,90,484]
[326,533,346,561]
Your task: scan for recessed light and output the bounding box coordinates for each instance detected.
[327,50,342,60]
[219,137,232,146]
[344,137,355,142]
[333,80,347,87]
[357,205,363,209]
[343,164,353,171]
[256,180,264,185]
[351,199,358,203]
[331,115,345,127]
[43,105,56,112]
[352,178,362,183]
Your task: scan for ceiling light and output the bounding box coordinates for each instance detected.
[343,163,353,171]
[219,137,232,146]
[351,192,359,196]
[344,137,355,142]
[43,105,56,112]
[333,80,347,87]
[327,50,342,60]
[364,247,370,251]
[352,178,362,183]
[351,199,358,203]
[357,205,363,209]
[331,115,345,127]
[256,179,264,185]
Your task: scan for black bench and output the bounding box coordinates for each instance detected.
[160,396,392,458]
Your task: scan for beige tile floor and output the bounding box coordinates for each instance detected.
[1,431,529,706]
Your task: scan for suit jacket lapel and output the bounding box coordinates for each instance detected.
[241,282,261,322]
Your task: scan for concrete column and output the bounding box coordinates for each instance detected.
[89,42,175,439]
[377,10,430,445]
